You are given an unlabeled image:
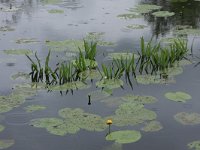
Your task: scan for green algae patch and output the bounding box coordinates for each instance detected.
[125,24,147,30]
[141,121,163,132]
[48,9,64,14]
[188,140,200,150]
[79,69,101,80]
[87,90,111,101]
[0,139,14,149]
[165,91,191,102]
[136,75,175,85]
[46,39,84,52]
[24,105,46,113]
[107,52,139,60]
[174,112,200,125]
[96,79,123,89]
[0,26,14,32]
[152,11,175,17]
[106,130,141,144]
[122,94,157,104]
[49,81,90,91]
[117,13,141,19]
[129,4,162,14]
[3,49,33,55]
[0,125,5,133]
[11,72,30,80]
[15,38,39,44]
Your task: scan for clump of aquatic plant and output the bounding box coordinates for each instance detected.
[82,40,97,61]
[188,140,200,150]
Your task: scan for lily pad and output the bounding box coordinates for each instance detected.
[85,32,105,42]
[78,69,101,80]
[24,105,46,113]
[174,112,200,125]
[173,27,200,36]
[101,97,125,108]
[0,26,14,32]
[30,118,64,128]
[72,59,98,68]
[48,9,64,14]
[87,90,111,101]
[106,130,141,144]
[188,140,200,150]
[11,72,30,80]
[0,140,14,149]
[41,0,62,4]
[96,79,123,89]
[0,125,4,133]
[165,91,191,102]
[141,121,163,132]
[107,52,139,60]
[117,13,141,19]
[152,11,175,17]
[125,24,147,30]
[129,4,162,14]
[97,41,116,47]
[3,49,33,55]
[15,38,39,44]
[122,94,157,104]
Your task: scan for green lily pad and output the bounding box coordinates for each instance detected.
[152,11,175,17]
[174,112,200,125]
[101,97,125,108]
[48,9,64,14]
[129,4,162,14]
[141,121,163,132]
[122,94,157,104]
[165,91,191,102]
[0,125,5,133]
[106,130,141,144]
[0,26,14,32]
[85,32,105,42]
[87,90,111,101]
[71,59,98,68]
[3,49,33,55]
[188,140,200,150]
[78,69,101,80]
[96,79,123,89]
[24,105,46,113]
[125,24,147,30]
[117,13,141,19]
[15,38,39,44]
[41,0,62,4]
[11,72,30,80]
[107,52,139,60]
[49,81,90,91]
[0,140,14,149]
[30,118,64,128]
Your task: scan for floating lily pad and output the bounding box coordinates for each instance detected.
[30,118,64,128]
[0,125,4,133]
[49,81,90,91]
[15,38,39,44]
[0,26,14,32]
[141,121,163,132]
[129,4,162,14]
[96,79,123,89]
[46,39,84,52]
[79,69,101,80]
[125,24,147,30]
[40,0,62,4]
[24,105,46,113]
[0,139,14,149]
[188,140,200,150]
[101,97,125,108]
[174,112,200,125]
[152,11,175,17]
[11,72,30,80]
[165,91,191,102]
[85,32,105,42]
[117,13,141,19]
[106,130,141,144]
[97,41,116,47]
[166,66,183,76]
[72,59,98,68]
[87,90,111,101]
[122,94,157,104]
[107,52,139,60]
[48,9,64,14]
[3,49,33,55]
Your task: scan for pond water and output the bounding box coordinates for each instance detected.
[0,0,200,150]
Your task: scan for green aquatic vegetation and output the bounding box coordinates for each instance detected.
[96,79,123,89]
[97,41,115,47]
[152,11,175,17]
[0,26,14,32]
[125,24,147,30]
[174,112,200,125]
[48,9,64,14]
[166,66,183,76]
[41,0,62,4]
[122,94,157,104]
[160,37,186,44]
[117,13,141,19]
[78,69,101,80]
[0,125,4,133]
[24,105,46,113]
[15,38,39,44]
[30,118,64,128]
[129,4,162,14]
[85,32,105,42]
[136,75,175,85]
[4,49,33,55]
[173,27,200,36]
[0,139,15,149]
[11,72,30,80]
[188,140,200,150]
[46,39,84,52]
[106,130,141,144]
[165,91,191,102]
[107,52,139,60]
[100,97,125,108]
[141,121,163,132]
[87,90,111,101]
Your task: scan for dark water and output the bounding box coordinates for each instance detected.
[0,0,200,150]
